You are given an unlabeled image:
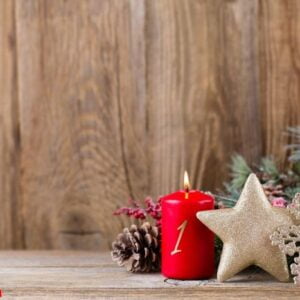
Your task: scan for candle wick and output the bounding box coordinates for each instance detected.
[185,188,189,199]
[183,171,190,199]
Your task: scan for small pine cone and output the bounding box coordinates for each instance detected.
[111,222,161,273]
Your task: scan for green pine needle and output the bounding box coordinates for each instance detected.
[288,126,300,139]
[214,236,223,267]
[288,127,300,163]
[293,162,300,176]
[259,157,279,178]
[289,151,300,162]
[215,153,300,208]
[229,155,252,190]
[284,187,300,201]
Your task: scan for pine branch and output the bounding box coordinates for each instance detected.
[288,127,300,163]
[285,187,300,201]
[229,155,252,190]
[259,157,279,178]
[216,152,300,208]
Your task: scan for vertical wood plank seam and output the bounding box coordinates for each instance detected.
[116,93,134,200]
[144,0,156,194]
[246,0,263,163]
[144,0,151,194]
[12,0,25,249]
[115,32,134,200]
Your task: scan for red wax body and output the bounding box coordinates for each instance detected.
[161,190,215,279]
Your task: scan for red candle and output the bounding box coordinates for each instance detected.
[161,172,215,279]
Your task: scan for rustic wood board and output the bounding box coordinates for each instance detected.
[0,0,24,249]
[0,0,300,250]
[15,0,134,250]
[259,0,300,161]
[0,251,299,299]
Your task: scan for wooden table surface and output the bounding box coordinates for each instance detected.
[0,251,299,299]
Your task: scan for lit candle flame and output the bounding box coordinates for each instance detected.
[184,171,190,199]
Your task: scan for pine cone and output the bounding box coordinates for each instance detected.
[111,222,161,273]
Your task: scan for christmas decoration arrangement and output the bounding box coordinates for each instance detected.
[111,197,162,272]
[111,126,300,285]
[216,127,300,208]
[197,173,293,282]
[215,154,300,209]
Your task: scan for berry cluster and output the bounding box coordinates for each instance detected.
[114,197,162,227]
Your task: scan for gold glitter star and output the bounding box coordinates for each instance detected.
[197,173,293,282]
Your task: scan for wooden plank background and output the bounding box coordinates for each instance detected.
[0,0,299,250]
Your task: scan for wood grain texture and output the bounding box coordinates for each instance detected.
[0,251,299,299]
[0,0,299,249]
[0,0,23,249]
[260,0,300,165]
[145,0,263,194]
[15,0,135,250]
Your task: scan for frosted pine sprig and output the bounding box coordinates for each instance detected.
[271,225,300,257]
[270,194,300,284]
[291,256,300,285]
[287,193,300,220]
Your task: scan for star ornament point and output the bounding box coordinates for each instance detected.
[197,173,293,282]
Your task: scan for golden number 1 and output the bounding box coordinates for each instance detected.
[171,220,188,255]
